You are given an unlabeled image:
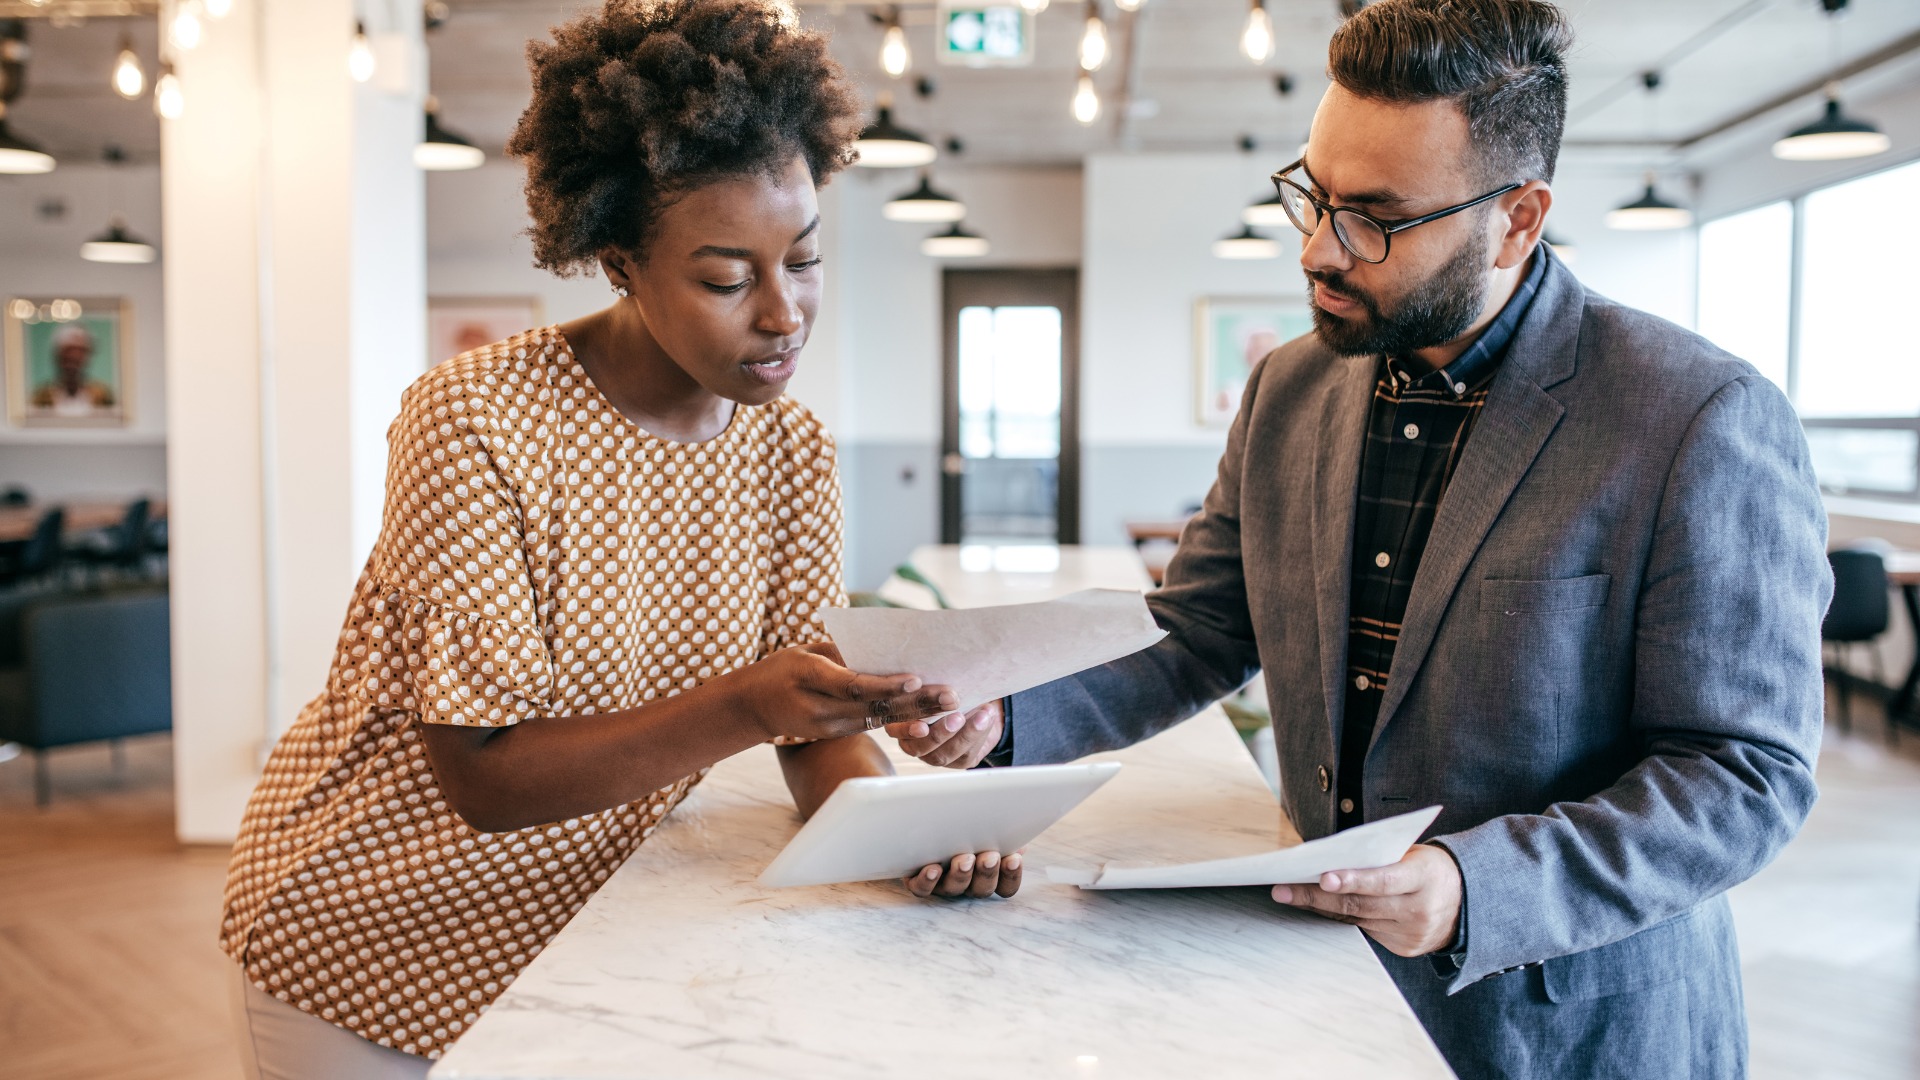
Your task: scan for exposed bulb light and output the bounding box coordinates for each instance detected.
[205,0,231,17]
[852,105,938,168]
[1772,90,1890,161]
[880,21,910,78]
[1072,74,1100,125]
[922,222,989,258]
[883,174,966,223]
[170,1,204,50]
[154,64,185,120]
[348,21,377,83]
[1241,0,1273,64]
[1078,5,1108,71]
[1018,0,1050,13]
[112,37,145,100]
[415,100,484,170]
[1115,0,1143,10]
[1242,191,1289,228]
[81,214,158,264]
[0,106,56,175]
[1214,224,1279,259]
[1605,174,1692,231]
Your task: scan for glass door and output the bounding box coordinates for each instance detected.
[940,269,1080,545]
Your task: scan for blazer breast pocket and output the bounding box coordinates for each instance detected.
[1480,573,1611,615]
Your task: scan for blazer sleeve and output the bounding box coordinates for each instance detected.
[1433,374,1829,989]
[1003,357,1271,765]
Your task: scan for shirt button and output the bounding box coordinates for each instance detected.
[1452,381,1467,395]
[1317,765,1331,791]
[1403,423,1420,439]
[1374,551,1391,568]
[1340,798,1355,813]
[1355,674,1371,691]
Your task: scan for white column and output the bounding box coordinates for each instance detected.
[164,0,426,843]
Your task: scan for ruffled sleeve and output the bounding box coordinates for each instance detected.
[329,368,553,727]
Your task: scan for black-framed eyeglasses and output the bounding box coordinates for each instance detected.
[1270,159,1522,264]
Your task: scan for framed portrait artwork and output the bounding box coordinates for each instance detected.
[1193,296,1313,427]
[4,296,133,429]
[428,296,546,365]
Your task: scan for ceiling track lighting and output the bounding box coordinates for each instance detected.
[876,6,910,79]
[1213,224,1279,260]
[883,172,966,223]
[1605,171,1692,231]
[922,221,989,258]
[415,98,484,170]
[1078,1,1108,72]
[349,20,377,83]
[1241,0,1274,64]
[1772,0,1886,161]
[112,35,145,100]
[852,103,937,168]
[154,62,184,120]
[1072,73,1099,125]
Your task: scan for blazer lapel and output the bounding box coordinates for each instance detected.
[1310,358,1377,743]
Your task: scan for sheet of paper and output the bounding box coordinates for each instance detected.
[820,589,1167,714]
[1046,805,1443,890]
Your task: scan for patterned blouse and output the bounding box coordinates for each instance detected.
[219,326,845,1058]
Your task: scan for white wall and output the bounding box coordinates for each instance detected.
[1543,162,1697,331]
[0,164,168,498]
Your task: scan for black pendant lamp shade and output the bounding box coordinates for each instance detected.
[81,215,158,263]
[415,105,484,171]
[852,107,937,169]
[1773,96,1891,161]
[883,175,965,223]
[0,116,54,174]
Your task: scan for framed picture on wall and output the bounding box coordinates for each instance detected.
[4,296,133,429]
[428,296,547,365]
[1193,296,1313,427]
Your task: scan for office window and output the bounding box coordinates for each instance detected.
[1697,201,1792,394]
[1796,158,1920,419]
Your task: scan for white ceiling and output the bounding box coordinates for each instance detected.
[4,0,1919,170]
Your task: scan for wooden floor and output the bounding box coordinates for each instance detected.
[3,697,1917,1080]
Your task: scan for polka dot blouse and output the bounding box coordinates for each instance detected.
[219,326,846,1058]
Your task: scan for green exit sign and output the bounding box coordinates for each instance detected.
[938,3,1033,67]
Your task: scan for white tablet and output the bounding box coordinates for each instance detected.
[757,762,1122,888]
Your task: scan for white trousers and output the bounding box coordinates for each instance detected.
[229,966,432,1080]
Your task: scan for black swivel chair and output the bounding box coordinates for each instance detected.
[1822,547,1891,741]
[70,498,151,584]
[0,508,66,590]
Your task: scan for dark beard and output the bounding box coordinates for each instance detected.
[1307,232,1492,358]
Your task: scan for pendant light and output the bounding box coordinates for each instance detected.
[1240,0,1274,64]
[1072,74,1100,125]
[1773,1,1888,162]
[0,103,54,175]
[206,0,233,17]
[169,1,204,51]
[154,63,185,120]
[852,104,937,168]
[1213,224,1279,259]
[1018,0,1050,13]
[1243,190,1289,228]
[922,222,989,258]
[112,36,146,100]
[1605,172,1691,231]
[883,173,965,223]
[81,148,157,264]
[1078,1,1108,72]
[878,6,910,79]
[348,21,377,83]
[414,98,484,170]
[1115,0,1143,11]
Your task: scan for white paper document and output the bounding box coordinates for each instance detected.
[1046,805,1443,890]
[820,589,1167,714]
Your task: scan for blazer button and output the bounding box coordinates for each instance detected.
[1317,765,1331,792]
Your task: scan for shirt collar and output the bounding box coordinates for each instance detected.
[1386,247,1548,399]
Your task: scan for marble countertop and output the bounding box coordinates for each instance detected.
[429,545,1452,1080]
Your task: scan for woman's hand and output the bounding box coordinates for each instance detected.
[902,850,1024,899]
[885,698,1004,769]
[721,642,959,742]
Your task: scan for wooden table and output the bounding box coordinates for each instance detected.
[0,499,165,543]
[429,544,1451,1080]
[1121,518,1192,586]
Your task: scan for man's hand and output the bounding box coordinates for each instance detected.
[1271,843,1463,958]
[884,698,1003,769]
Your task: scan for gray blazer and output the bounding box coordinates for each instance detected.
[1009,249,1829,1079]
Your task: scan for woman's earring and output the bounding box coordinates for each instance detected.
[611,283,630,298]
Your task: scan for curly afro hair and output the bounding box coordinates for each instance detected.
[506,0,863,275]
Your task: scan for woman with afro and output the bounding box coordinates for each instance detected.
[220,2,1016,1075]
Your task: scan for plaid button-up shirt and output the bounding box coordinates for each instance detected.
[1337,252,1547,831]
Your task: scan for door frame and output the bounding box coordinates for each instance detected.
[938,267,1082,545]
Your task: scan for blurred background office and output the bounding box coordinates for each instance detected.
[1,0,1918,1076]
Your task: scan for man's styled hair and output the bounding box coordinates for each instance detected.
[1327,0,1572,184]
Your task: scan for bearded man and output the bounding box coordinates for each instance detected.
[888,1,1830,1076]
